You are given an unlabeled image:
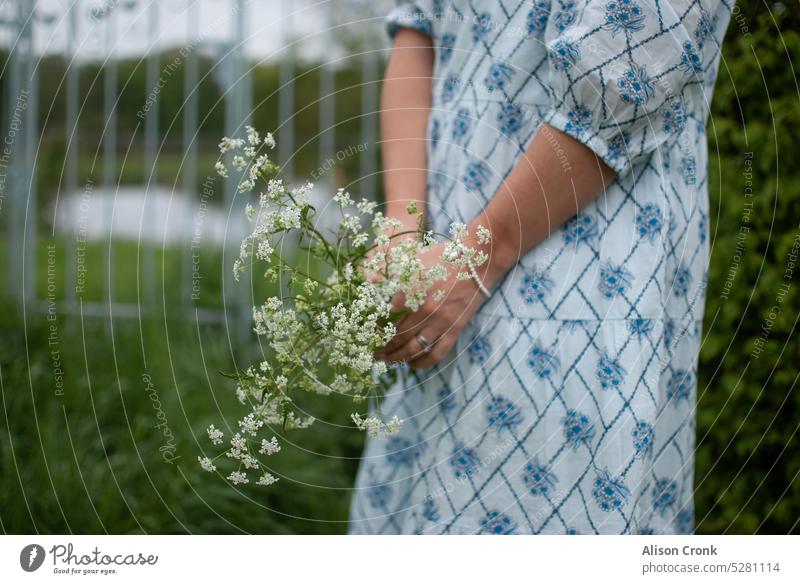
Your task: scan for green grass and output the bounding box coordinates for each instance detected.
[0,237,362,534]
[5,236,324,310]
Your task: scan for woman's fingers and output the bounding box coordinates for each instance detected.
[390,290,408,313]
[382,331,427,364]
[382,306,449,361]
[409,331,456,369]
[382,306,427,354]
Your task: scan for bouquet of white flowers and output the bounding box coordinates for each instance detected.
[198,127,490,487]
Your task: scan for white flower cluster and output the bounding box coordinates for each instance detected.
[351,413,404,438]
[200,129,489,488]
[198,420,283,488]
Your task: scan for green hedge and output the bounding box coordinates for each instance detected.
[695,1,799,533]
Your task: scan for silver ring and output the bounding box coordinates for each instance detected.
[416,333,432,354]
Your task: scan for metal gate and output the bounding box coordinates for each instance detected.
[0,0,389,333]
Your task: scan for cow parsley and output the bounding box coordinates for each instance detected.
[199,128,489,488]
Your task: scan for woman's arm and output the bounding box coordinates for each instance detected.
[383,123,617,367]
[379,28,434,229]
[470,123,618,291]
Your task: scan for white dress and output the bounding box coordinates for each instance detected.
[349,0,733,534]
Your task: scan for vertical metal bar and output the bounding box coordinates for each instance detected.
[21,0,36,307]
[222,4,237,333]
[64,0,80,304]
[143,0,159,309]
[319,3,335,190]
[5,0,22,300]
[103,6,118,307]
[225,0,251,347]
[278,0,294,179]
[182,0,199,309]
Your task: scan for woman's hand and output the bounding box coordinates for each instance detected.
[378,241,491,369]
[377,122,617,369]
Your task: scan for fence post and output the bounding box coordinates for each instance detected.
[143,0,159,312]
[102,4,118,314]
[182,0,200,313]
[64,0,80,310]
[23,0,37,310]
[222,0,252,352]
[278,0,294,180]
[6,0,37,309]
[4,1,23,302]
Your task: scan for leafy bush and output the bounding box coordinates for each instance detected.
[696,1,800,534]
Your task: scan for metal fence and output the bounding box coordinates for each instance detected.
[0,0,390,333]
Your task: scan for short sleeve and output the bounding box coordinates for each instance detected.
[386,1,437,40]
[542,0,720,177]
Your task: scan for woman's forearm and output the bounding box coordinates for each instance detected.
[471,123,618,289]
[380,29,434,225]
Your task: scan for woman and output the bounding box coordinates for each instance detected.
[349,0,733,534]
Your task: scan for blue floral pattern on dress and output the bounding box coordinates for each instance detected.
[597,353,626,390]
[618,63,655,104]
[699,211,708,243]
[672,265,692,297]
[519,267,554,305]
[694,10,717,48]
[679,41,704,75]
[603,0,646,36]
[450,444,481,479]
[652,478,679,516]
[486,395,524,432]
[563,409,596,450]
[552,1,577,33]
[549,38,581,71]
[636,203,663,241]
[522,458,558,496]
[468,333,492,365]
[676,507,694,534]
[632,420,655,459]
[662,98,688,134]
[526,2,550,34]
[607,132,630,160]
[598,261,634,300]
[367,483,392,509]
[439,32,455,64]
[471,12,492,44]
[452,107,471,143]
[430,117,441,148]
[422,497,441,522]
[563,213,598,245]
[666,369,693,404]
[437,384,456,413]
[497,101,525,136]
[478,511,517,534]
[664,320,676,352]
[350,0,732,535]
[528,343,560,379]
[680,155,697,186]
[385,436,421,466]
[629,318,654,340]
[442,75,460,103]
[593,469,630,512]
[565,104,592,134]
[463,159,491,192]
[484,60,515,93]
